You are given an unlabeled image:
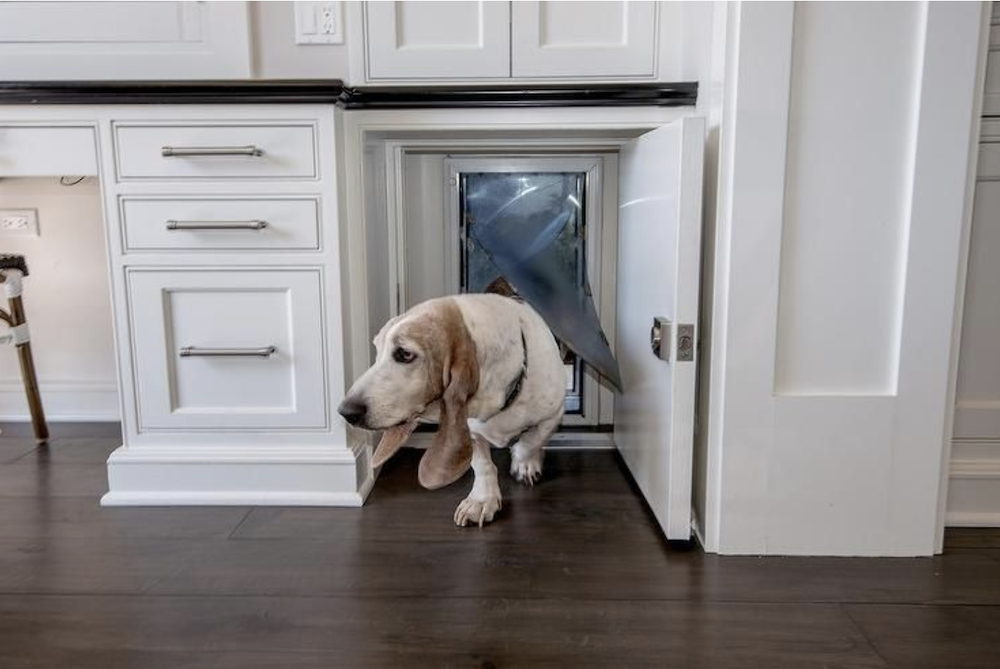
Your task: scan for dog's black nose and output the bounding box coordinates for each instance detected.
[338,397,367,426]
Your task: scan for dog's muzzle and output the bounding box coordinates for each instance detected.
[337,397,367,426]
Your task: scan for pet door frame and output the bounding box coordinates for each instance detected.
[444,155,616,427]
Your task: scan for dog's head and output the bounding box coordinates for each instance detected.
[338,298,479,489]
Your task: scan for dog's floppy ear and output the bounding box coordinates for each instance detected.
[418,302,478,489]
[371,419,418,469]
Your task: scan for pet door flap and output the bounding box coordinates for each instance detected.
[462,173,622,391]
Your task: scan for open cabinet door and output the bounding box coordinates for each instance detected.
[615,117,704,540]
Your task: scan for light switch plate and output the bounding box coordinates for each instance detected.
[0,209,39,237]
[294,1,344,45]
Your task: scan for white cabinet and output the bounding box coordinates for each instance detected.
[127,269,327,431]
[0,2,250,80]
[365,1,511,79]
[0,104,364,506]
[92,105,358,506]
[511,1,657,78]
[363,1,660,82]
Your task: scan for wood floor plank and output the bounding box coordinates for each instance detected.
[0,537,203,595]
[0,437,39,464]
[0,496,249,540]
[844,604,1000,669]
[0,595,887,669]
[0,462,110,497]
[943,527,1000,549]
[147,535,1000,606]
[21,437,120,464]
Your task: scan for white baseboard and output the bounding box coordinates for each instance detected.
[103,444,369,507]
[947,438,1000,527]
[0,380,118,422]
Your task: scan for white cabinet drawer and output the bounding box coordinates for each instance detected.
[113,123,318,180]
[0,126,97,176]
[128,269,328,431]
[121,197,321,251]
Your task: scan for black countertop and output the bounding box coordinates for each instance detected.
[0,80,697,108]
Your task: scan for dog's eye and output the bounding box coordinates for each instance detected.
[393,347,417,364]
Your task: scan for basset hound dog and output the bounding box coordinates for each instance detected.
[338,294,566,527]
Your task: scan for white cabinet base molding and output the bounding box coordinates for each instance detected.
[103,446,371,507]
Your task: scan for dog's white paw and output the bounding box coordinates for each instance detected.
[510,450,543,486]
[454,493,502,528]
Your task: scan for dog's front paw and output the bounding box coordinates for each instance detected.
[510,449,543,486]
[454,494,502,528]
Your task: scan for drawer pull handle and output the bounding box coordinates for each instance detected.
[179,346,276,358]
[166,220,268,231]
[161,145,265,158]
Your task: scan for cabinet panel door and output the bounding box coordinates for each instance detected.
[0,1,250,80]
[511,1,657,78]
[365,1,510,80]
[128,269,328,431]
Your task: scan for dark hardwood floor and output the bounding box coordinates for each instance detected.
[0,434,998,668]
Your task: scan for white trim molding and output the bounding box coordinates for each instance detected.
[0,379,119,422]
[946,438,1000,527]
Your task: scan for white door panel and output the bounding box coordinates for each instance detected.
[615,117,704,540]
[365,1,511,80]
[511,1,658,78]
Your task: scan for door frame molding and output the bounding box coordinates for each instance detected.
[338,106,694,453]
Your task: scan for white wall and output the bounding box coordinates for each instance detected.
[0,178,118,421]
[251,1,352,79]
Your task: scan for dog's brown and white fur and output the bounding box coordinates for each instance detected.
[338,294,565,527]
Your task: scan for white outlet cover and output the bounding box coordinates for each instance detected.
[0,209,39,237]
[294,1,344,45]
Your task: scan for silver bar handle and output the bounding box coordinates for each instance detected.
[161,145,264,158]
[166,220,268,231]
[179,346,276,358]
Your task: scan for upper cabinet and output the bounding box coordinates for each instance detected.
[365,1,511,79]
[363,1,663,83]
[511,1,657,78]
[0,1,250,80]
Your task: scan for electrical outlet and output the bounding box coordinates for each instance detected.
[0,209,39,237]
[295,1,344,44]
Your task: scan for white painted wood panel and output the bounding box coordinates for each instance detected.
[127,269,328,431]
[702,2,986,555]
[511,1,658,78]
[113,123,318,181]
[365,1,511,80]
[0,126,97,177]
[0,2,250,80]
[615,117,704,540]
[775,2,919,395]
[120,197,321,252]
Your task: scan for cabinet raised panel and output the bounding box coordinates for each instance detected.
[0,1,250,80]
[127,269,328,431]
[365,1,511,80]
[511,1,658,78]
